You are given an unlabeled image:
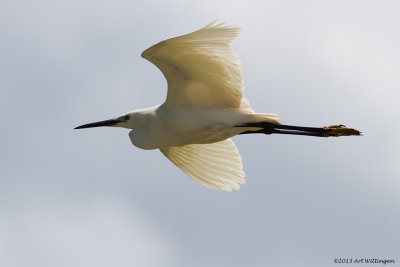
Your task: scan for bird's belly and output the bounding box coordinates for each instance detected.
[129,106,253,149]
[129,123,242,150]
[168,124,243,146]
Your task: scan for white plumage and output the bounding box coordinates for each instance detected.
[76,20,281,191]
[160,138,245,192]
[75,20,360,191]
[137,21,279,191]
[141,20,244,109]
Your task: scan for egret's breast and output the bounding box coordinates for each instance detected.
[128,129,159,150]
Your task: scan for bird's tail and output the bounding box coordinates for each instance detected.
[236,121,361,137]
[246,113,282,124]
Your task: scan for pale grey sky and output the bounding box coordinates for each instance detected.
[1,0,399,266]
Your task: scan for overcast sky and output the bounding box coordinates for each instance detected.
[1,0,399,266]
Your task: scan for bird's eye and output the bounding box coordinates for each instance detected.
[124,115,130,120]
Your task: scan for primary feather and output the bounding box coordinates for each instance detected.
[141,20,244,108]
[160,138,245,192]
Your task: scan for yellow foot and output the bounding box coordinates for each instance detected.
[323,125,362,137]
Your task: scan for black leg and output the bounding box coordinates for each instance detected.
[237,122,361,137]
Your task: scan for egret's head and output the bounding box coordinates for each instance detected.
[74,112,138,130]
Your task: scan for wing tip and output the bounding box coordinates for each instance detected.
[208,173,246,192]
[203,19,242,31]
[141,41,166,59]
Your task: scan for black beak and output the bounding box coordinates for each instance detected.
[74,119,119,129]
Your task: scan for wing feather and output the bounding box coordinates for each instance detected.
[160,138,245,191]
[142,20,244,108]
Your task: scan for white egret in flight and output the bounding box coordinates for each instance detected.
[75,20,361,191]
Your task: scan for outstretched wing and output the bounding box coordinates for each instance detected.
[141,20,244,108]
[160,138,245,192]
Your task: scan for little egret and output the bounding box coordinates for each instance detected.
[75,20,361,191]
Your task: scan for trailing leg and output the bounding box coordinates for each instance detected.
[236,122,361,137]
